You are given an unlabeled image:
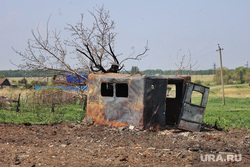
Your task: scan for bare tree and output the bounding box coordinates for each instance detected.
[67,6,148,73]
[175,49,199,75]
[13,6,149,78]
[12,15,85,79]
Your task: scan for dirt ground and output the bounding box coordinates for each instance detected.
[0,122,249,167]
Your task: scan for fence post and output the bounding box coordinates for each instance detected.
[16,93,21,112]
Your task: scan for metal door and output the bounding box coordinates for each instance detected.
[177,82,209,132]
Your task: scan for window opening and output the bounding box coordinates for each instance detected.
[191,91,203,106]
[166,84,176,98]
[116,83,128,97]
[101,83,113,97]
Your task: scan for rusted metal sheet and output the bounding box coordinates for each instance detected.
[87,73,166,129]
[143,76,167,128]
[177,82,210,132]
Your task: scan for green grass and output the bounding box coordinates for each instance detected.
[191,96,250,129]
[0,86,86,124]
[209,88,221,95]
[0,103,85,124]
[1,97,249,129]
[226,84,248,89]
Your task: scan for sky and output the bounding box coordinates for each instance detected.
[0,0,250,71]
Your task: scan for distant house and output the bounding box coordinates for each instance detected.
[0,78,11,88]
[53,73,88,86]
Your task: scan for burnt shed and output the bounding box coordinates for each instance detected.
[87,73,167,129]
[86,73,209,131]
[0,78,11,88]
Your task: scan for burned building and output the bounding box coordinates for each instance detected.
[86,73,209,131]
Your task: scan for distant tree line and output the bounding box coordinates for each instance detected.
[1,67,250,86]
[0,70,54,77]
[1,68,215,77]
[122,66,215,75]
[142,69,215,75]
[0,69,91,78]
[213,66,250,84]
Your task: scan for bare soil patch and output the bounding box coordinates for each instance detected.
[0,122,249,167]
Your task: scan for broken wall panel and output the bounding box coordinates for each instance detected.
[143,76,167,128]
[87,74,144,128]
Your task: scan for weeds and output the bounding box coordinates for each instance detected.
[202,97,250,129]
[0,87,86,124]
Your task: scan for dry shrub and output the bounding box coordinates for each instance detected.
[0,98,3,109]
[29,87,81,105]
[0,88,33,101]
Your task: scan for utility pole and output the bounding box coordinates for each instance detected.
[213,63,216,71]
[213,63,216,74]
[245,61,249,68]
[216,44,225,105]
[23,72,27,88]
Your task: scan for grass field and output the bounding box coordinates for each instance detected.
[191,75,214,82]
[7,77,52,85]
[0,103,84,124]
[0,82,249,130]
[0,87,85,124]
[0,88,33,100]
[203,97,250,129]
[191,84,250,129]
[210,84,250,98]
